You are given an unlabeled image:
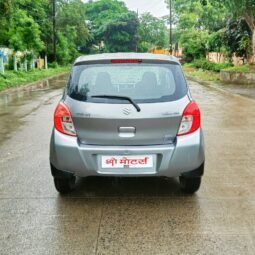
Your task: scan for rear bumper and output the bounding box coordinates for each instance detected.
[50,129,205,178]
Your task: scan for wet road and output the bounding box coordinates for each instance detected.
[0,77,255,255]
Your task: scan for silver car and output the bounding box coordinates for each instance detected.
[50,53,205,194]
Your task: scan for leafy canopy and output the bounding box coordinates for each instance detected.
[8,9,44,52]
[138,13,168,52]
[84,0,138,52]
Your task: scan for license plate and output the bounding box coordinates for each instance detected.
[101,155,153,169]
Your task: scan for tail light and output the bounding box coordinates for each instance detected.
[177,101,201,136]
[54,102,76,137]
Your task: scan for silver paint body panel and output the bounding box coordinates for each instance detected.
[50,128,204,177]
[50,53,205,177]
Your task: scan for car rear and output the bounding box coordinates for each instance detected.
[50,53,205,194]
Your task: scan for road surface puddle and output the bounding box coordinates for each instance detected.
[0,74,67,144]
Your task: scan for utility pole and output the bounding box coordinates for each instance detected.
[136,8,139,52]
[169,0,173,55]
[53,0,57,62]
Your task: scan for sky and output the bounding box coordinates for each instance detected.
[123,0,169,17]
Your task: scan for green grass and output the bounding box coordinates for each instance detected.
[183,65,220,82]
[0,66,70,92]
[222,64,255,73]
[183,62,255,82]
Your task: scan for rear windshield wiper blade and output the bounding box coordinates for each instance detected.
[91,95,141,112]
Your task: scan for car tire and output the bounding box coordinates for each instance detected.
[179,176,201,194]
[54,176,76,194]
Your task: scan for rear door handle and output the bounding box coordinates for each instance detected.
[118,127,136,138]
[119,127,136,133]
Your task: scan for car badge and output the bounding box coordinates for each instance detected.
[123,108,132,115]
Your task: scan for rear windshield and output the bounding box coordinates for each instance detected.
[67,63,187,103]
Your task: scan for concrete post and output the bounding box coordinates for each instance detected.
[24,58,28,72]
[33,57,35,69]
[14,54,17,72]
[0,56,4,75]
[45,55,48,69]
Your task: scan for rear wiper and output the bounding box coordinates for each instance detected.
[91,95,141,112]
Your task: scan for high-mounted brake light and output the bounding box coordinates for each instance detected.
[111,59,143,63]
[54,102,76,137]
[177,101,201,136]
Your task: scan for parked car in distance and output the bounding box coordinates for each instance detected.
[50,53,205,194]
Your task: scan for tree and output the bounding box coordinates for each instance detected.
[165,0,226,32]
[179,29,209,60]
[0,0,12,46]
[2,0,91,64]
[55,0,90,62]
[138,13,168,52]
[222,18,252,60]
[56,31,75,64]
[57,0,90,49]
[164,0,226,60]
[211,0,255,61]
[207,30,225,53]
[12,0,52,56]
[8,9,44,52]
[85,0,128,27]
[84,0,138,52]
[100,12,139,52]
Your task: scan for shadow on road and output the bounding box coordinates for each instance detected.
[60,177,197,198]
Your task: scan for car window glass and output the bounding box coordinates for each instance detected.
[68,63,187,103]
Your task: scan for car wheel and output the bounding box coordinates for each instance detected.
[179,176,201,194]
[54,176,76,194]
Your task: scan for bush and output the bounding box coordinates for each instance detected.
[180,29,209,60]
[48,62,59,69]
[212,63,233,72]
[7,55,14,70]
[192,59,233,72]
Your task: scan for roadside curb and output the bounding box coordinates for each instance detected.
[0,72,69,95]
[186,75,255,103]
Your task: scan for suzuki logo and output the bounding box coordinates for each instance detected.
[123,108,132,115]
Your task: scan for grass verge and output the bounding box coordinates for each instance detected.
[0,66,70,92]
[183,65,220,82]
[222,64,255,73]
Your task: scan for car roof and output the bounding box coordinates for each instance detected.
[74,53,179,65]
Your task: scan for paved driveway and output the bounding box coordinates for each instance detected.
[0,78,254,255]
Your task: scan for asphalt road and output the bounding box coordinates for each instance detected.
[0,76,255,255]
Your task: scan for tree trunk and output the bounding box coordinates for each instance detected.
[252,28,255,63]
[243,13,255,63]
